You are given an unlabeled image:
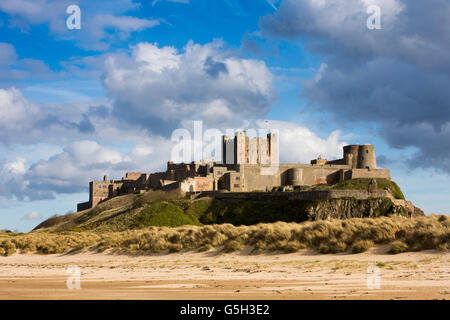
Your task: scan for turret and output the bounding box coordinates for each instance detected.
[343,145,359,168]
[358,144,377,169]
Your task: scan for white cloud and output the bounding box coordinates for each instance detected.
[0,87,41,131]
[0,157,32,200]
[65,140,124,165]
[22,138,174,197]
[22,211,42,220]
[103,40,277,133]
[0,87,103,144]
[85,15,159,49]
[256,120,346,163]
[28,141,127,190]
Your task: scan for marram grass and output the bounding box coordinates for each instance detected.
[0,215,448,256]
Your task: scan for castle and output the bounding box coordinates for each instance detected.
[77,131,390,212]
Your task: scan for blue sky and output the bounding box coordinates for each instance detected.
[0,0,449,231]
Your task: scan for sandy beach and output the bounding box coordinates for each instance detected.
[0,247,448,300]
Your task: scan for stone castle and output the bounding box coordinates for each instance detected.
[77,131,390,212]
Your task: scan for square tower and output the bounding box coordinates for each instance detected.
[234,131,247,164]
[222,135,234,164]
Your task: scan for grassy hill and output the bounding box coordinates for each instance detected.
[33,179,411,233]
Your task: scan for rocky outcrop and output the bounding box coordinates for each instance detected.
[305,198,407,221]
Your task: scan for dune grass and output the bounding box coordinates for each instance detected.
[1,215,448,256]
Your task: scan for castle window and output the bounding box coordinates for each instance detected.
[217,171,222,174]
[366,150,369,154]
[235,176,240,181]
[234,184,240,188]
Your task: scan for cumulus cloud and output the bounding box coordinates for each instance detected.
[0,87,106,144]
[0,87,41,132]
[0,157,53,200]
[261,0,450,172]
[20,138,173,198]
[22,211,42,220]
[258,120,346,163]
[0,142,126,201]
[103,40,277,134]
[26,141,127,194]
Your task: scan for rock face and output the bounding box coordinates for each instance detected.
[305,198,407,221]
[200,197,410,226]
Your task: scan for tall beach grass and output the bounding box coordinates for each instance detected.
[1,215,448,256]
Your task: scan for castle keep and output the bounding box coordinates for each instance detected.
[77,131,390,211]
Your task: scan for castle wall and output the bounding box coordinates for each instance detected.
[77,201,90,212]
[195,176,214,191]
[240,164,351,192]
[108,181,123,197]
[149,172,167,189]
[124,172,142,180]
[350,169,390,180]
[327,158,346,165]
[180,176,214,193]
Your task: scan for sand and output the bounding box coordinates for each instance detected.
[0,246,449,300]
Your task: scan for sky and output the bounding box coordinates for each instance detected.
[0,0,449,232]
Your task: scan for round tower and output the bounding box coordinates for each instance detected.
[343,145,359,168]
[357,144,377,169]
[288,168,303,186]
